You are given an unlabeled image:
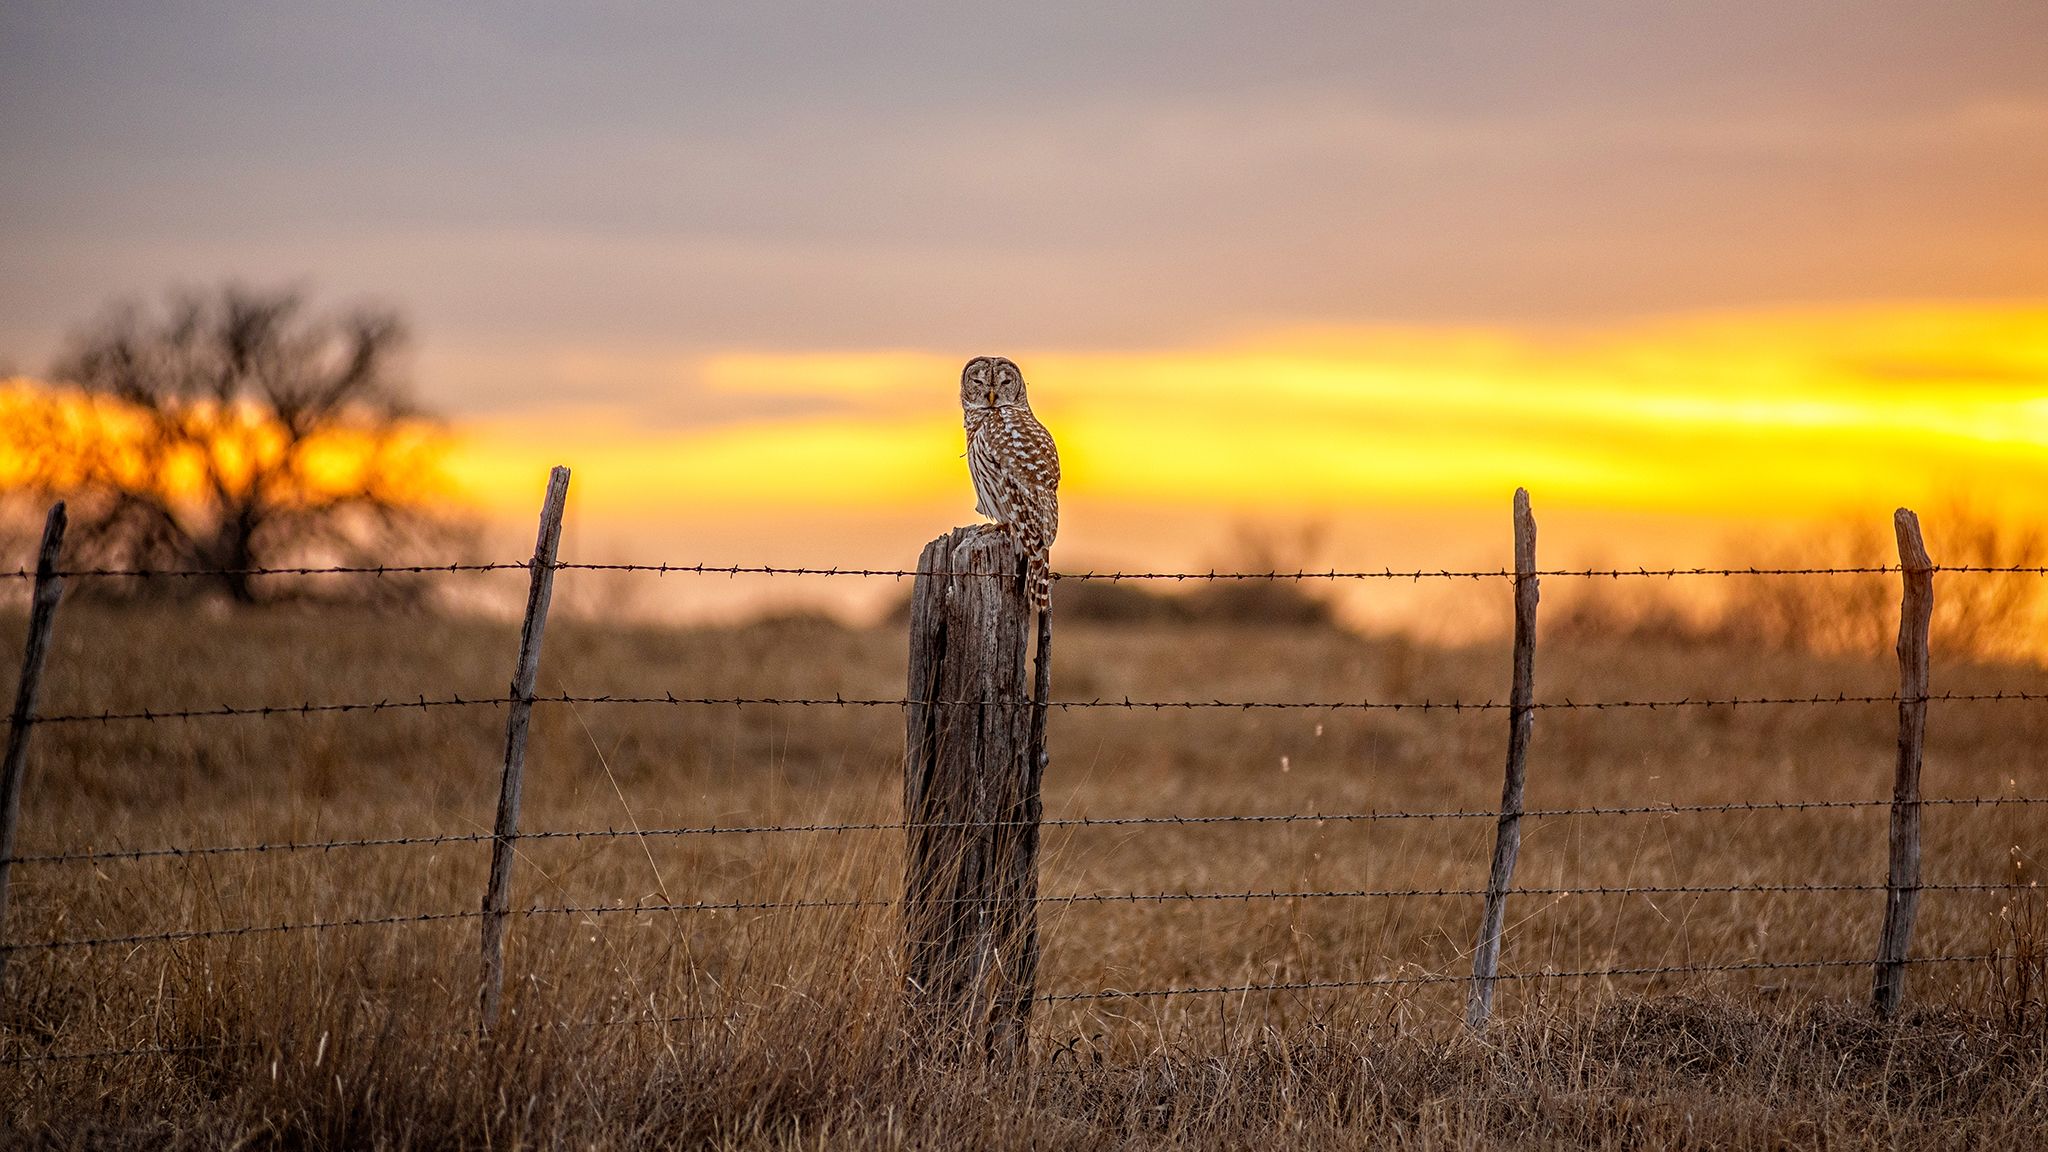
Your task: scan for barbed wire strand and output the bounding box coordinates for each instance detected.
[1038,954,2003,1004]
[13,795,2048,867]
[0,900,879,954]
[8,687,2043,729]
[1041,882,2039,903]
[8,561,2048,582]
[9,881,2037,955]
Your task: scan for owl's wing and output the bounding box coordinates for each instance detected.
[1029,418,1060,541]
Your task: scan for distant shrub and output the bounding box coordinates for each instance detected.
[1048,579,1194,623]
[1179,521,1339,627]
[1548,500,2046,663]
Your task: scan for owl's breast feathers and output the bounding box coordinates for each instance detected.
[964,408,1005,520]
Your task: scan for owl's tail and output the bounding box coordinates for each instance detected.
[1028,553,1052,615]
[1004,522,1052,613]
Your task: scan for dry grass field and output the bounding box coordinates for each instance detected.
[3,582,2046,1148]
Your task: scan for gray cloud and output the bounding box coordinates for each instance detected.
[3,0,2045,414]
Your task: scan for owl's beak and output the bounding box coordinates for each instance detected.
[986,389,997,406]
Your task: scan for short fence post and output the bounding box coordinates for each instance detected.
[902,525,1045,1064]
[1874,507,1933,1018]
[0,503,67,993]
[1017,585,1054,1039]
[479,466,571,1032]
[1467,488,1539,1030]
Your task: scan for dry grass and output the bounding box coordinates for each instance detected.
[3,593,2046,1148]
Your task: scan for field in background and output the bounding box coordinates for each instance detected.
[3,598,2046,1148]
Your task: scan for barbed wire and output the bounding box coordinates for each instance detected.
[56,694,556,725]
[6,561,531,580]
[0,900,881,954]
[10,687,2045,729]
[11,881,2036,955]
[10,694,513,725]
[554,563,2048,581]
[8,560,2048,582]
[1042,882,2037,903]
[1037,954,2004,1003]
[13,795,2048,867]
[1053,565,2048,582]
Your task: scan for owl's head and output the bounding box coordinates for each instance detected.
[961,356,1028,410]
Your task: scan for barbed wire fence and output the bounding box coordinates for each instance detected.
[1,477,2044,1066]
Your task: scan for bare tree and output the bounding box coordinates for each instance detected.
[4,284,451,602]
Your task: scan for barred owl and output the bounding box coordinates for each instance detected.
[961,356,1060,612]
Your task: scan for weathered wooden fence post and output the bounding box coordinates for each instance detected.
[1874,507,1933,1018]
[0,503,67,993]
[479,466,570,1032]
[903,525,1047,1063]
[1467,488,1539,1030]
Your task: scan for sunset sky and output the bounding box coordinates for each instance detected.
[3,2,2045,621]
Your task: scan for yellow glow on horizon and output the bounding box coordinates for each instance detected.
[441,303,2048,528]
[444,409,963,516]
[13,301,2042,561]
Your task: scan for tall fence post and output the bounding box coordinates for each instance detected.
[1467,488,1539,1030]
[903,525,1044,1064]
[479,466,571,1032]
[1874,507,1933,1018]
[0,503,67,993]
